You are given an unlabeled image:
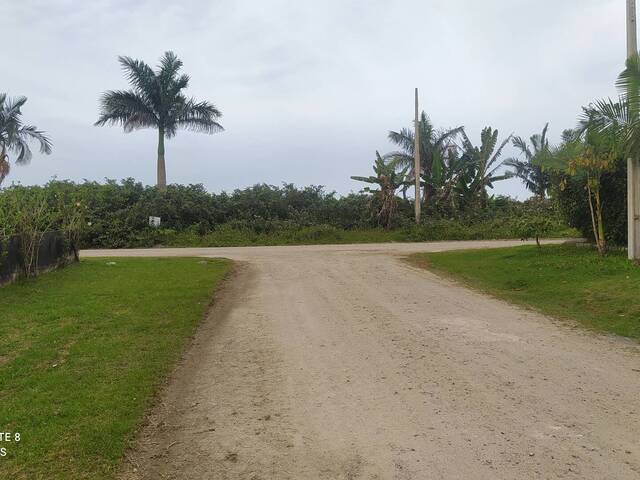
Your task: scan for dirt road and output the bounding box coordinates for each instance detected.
[82,241,640,479]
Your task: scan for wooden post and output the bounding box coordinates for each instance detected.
[414,88,421,224]
[627,0,640,259]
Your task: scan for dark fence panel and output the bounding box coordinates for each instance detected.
[0,232,73,285]
[0,236,21,283]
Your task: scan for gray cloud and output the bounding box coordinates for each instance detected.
[2,0,626,198]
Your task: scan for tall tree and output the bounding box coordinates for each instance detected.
[386,112,463,206]
[504,124,552,198]
[95,51,224,189]
[459,127,513,207]
[0,95,52,186]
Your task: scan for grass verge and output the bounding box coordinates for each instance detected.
[410,244,640,340]
[0,257,232,479]
[149,222,578,248]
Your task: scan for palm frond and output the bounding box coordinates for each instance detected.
[617,53,640,118]
[388,129,414,154]
[0,95,52,177]
[13,125,52,164]
[383,151,414,170]
[511,136,532,159]
[3,95,28,118]
[11,136,32,165]
[433,126,464,148]
[166,74,190,100]
[487,133,512,170]
[581,98,629,133]
[540,122,549,149]
[173,99,224,136]
[459,129,475,153]
[158,51,183,84]
[118,56,157,96]
[95,90,158,130]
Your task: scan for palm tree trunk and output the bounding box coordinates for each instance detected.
[0,145,9,185]
[595,184,607,255]
[157,127,167,190]
[586,180,604,255]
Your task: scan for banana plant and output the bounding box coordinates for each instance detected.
[386,112,463,207]
[459,127,513,208]
[419,145,472,214]
[351,152,411,229]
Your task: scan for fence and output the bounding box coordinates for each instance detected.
[0,232,75,286]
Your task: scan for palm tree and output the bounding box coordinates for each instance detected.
[351,152,411,228]
[95,51,223,189]
[0,95,52,186]
[386,112,463,205]
[504,124,552,198]
[542,122,617,255]
[460,127,513,207]
[580,55,640,157]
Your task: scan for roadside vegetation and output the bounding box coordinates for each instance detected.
[0,257,231,479]
[3,47,640,256]
[0,180,575,250]
[0,185,84,279]
[411,245,640,339]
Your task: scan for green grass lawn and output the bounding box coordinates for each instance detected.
[0,257,232,479]
[411,245,640,340]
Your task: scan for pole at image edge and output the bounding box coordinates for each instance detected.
[627,0,640,259]
[414,88,421,224]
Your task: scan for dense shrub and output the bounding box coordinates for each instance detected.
[0,179,574,248]
[555,158,626,245]
[0,185,83,277]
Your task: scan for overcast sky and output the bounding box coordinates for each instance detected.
[2,0,628,198]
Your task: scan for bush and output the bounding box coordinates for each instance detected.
[0,185,83,277]
[515,216,555,246]
[555,158,626,245]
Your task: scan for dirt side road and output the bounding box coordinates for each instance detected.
[82,241,640,479]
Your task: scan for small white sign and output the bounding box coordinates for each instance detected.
[149,216,161,228]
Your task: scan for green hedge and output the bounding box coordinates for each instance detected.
[0,179,575,248]
[555,158,627,246]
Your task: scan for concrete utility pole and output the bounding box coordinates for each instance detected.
[627,0,640,259]
[414,88,421,224]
